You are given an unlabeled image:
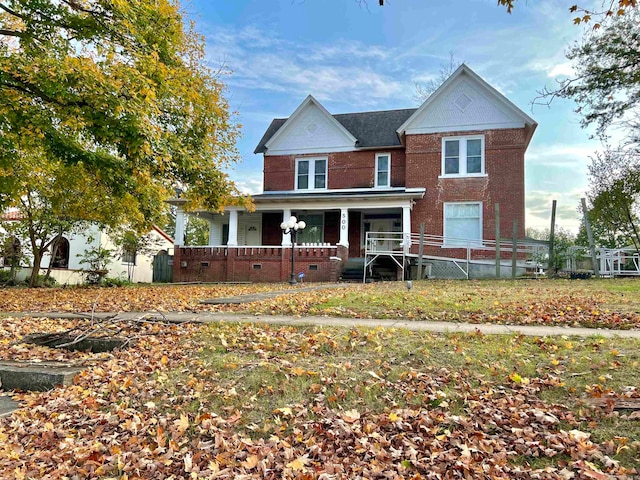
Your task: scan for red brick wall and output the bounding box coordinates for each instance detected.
[264,150,406,191]
[260,126,530,263]
[405,128,528,252]
[173,246,341,283]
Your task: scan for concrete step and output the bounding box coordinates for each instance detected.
[0,360,84,392]
[23,333,125,353]
[0,395,19,417]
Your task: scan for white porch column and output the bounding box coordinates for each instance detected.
[338,208,349,247]
[281,208,292,246]
[208,220,222,246]
[402,205,411,254]
[175,208,185,246]
[227,210,238,246]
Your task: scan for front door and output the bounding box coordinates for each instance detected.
[369,219,394,251]
[245,224,261,246]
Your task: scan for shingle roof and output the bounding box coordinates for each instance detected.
[253,108,417,154]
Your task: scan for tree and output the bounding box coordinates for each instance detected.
[582,148,640,252]
[374,1,638,25]
[414,52,461,104]
[0,0,248,225]
[497,1,637,25]
[5,146,121,286]
[526,226,576,274]
[538,9,640,144]
[160,209,209,246]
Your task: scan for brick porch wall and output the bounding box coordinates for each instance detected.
[173,246,344,283]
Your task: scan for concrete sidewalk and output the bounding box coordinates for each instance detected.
[4,311,640,338]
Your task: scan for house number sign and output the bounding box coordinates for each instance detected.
[341,211,347,230]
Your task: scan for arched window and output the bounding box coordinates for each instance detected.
[51,237,70,269]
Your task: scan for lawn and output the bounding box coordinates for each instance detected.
[0,322,639,476]
[1,278,639,330]
[0,279,639,477]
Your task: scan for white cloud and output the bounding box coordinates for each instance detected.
[526,188,585,233]
[233,174,263,195]
[547,61,575,78]
[203,27,410,108]
[527,144,597,167]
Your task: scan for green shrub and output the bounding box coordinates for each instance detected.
[103,276,133,287]
[35,274,57,287]
[0,269,15,285]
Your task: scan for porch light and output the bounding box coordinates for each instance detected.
[281,216,306,285]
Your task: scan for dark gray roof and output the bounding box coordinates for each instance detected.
[254,108,417,154]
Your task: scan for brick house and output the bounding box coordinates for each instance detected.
[172,64,537,282]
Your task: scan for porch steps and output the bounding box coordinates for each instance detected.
[340,258,366,282]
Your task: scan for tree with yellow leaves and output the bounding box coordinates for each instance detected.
[0,1,247,238]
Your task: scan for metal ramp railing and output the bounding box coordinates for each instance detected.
[363,231,548,282]
[567,246,640,277]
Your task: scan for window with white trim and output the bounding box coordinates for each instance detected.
[296,158,327,190]
[375,153,390,187]
[442,136,484,176]
[443,202,482,247]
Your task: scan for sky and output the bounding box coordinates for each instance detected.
[183,0,604,233]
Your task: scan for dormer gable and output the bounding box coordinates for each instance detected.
[261,95,357,156]
[397,64,537,140]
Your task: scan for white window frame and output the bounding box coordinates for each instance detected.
[442,201,483,248]
[375,153,391,188]
[295,157,328,191]
[440,135,486,178]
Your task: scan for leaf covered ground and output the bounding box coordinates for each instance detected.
[1,316,639,478]
[0,279,639,330]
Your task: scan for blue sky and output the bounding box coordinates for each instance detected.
[184,0,602,233]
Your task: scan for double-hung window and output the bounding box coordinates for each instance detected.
[442,136,485,177]
[375,153,390,188]
[296,158,327,190]
[443,202,482,247]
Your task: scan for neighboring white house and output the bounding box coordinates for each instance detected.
[1,213,173,284]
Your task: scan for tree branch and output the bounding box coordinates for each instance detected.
[0,28,27,38]
[0,3,28,21]
[0,73,91,109]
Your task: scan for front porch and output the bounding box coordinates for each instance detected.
[171,188,424,283]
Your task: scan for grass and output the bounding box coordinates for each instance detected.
[167,322,640,470]
[242,278,640,329]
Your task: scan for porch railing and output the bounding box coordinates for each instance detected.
[178,245,339,259]
[364,231,547,281]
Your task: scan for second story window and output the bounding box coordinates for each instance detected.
[375,153,390,187]
[442,136,485,177]
[296,158,327,190]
